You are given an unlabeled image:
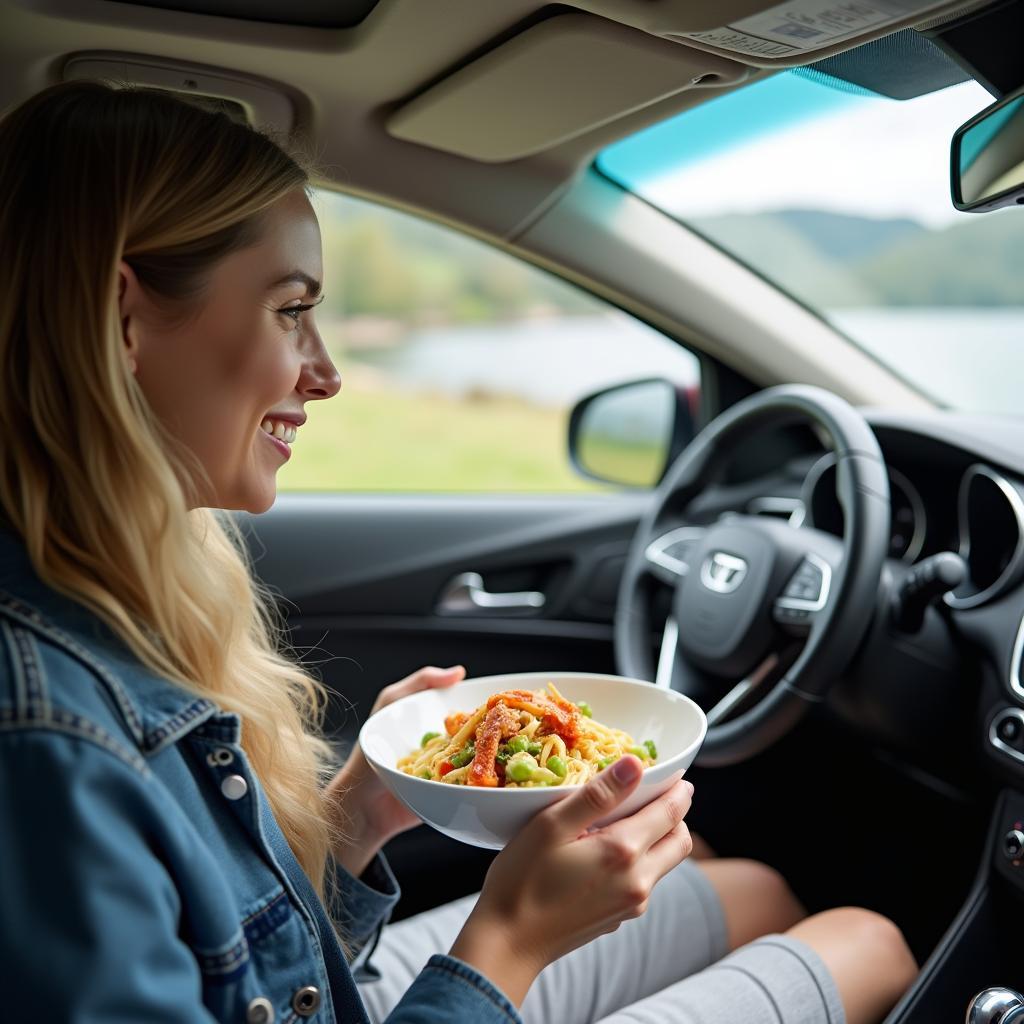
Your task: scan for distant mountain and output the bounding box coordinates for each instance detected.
[857,211,1024,306]
[691,207,1024,307]
[770,209,927,264]
[690,211,881,307]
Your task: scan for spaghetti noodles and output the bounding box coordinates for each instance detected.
[397,683,657,787]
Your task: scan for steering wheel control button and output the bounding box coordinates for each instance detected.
[246,997,275,1024]
[783,563,823,600]
[221,774,249,800]
[774,605,810,624]
[291,986,321,1017]
[1005,830,1024,861]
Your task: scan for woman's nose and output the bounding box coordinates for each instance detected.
[299,334,342,400]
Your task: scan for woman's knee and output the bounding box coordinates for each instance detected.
[787,907,917,1024]
[698,858,807,950]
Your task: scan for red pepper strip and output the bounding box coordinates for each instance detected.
[467,703,521,787]
[486,689,582,749]
[439,760,455,777]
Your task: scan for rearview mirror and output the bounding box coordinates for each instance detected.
[952,85,1024,212]
[567,379,696,488]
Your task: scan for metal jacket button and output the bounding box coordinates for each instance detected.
[292,985,321,1016]
[221,774,248,800]
[246,996,274,1023]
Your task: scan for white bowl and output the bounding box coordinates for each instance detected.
[358,671,707,849]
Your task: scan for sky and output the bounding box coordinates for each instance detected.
[600,76,996,229]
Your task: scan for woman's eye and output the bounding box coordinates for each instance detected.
[277,296,324,325]
[279,303,312,323]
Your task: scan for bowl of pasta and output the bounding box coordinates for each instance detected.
[358,671,707,849]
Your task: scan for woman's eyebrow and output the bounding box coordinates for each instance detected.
[267,270,322,297]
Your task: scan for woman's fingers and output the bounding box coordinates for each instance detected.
[602,778,693,855]
[372,664,466,712]
[643,819,695,884]
[537,754,645,841]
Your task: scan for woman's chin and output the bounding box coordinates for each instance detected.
[222,474,278,515]
[247,485,278,515]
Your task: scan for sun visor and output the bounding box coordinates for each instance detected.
[386,14,748,163]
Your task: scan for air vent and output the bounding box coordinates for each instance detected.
[1012,612,1024,701]
[946,464,1024,610]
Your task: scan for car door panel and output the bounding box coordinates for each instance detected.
[239,494,652,745]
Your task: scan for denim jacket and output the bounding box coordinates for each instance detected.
[0,526,521,1024]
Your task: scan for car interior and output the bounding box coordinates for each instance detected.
[6,0,1024,1020]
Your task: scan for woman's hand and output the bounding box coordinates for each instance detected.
[450,756,694,1006]
[325,664,466,877]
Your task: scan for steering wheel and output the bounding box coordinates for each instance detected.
[615,385,891,767]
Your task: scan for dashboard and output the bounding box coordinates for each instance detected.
[800,453,926,564]
[732,413,1024,613]
[679,408,1024,786]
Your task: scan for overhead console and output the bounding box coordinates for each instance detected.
[386,0,994,162]
[573,0,995,66]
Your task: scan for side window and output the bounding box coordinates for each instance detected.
[278,189,701,493]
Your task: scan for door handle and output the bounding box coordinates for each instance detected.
[437,572,546,615]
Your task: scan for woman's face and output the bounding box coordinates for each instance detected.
[120,188,340,513]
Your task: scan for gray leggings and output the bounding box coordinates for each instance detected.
[358,859,846,1024]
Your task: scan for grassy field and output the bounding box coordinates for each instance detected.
[276,376,614,493]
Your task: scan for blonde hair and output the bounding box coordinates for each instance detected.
[0,81,339,897]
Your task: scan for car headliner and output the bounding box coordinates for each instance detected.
[2,0,988,237]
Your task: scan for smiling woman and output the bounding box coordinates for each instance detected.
[119,188,339,511]
[0,79,371,1019]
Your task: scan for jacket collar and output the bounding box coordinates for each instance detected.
[0,524,219,751]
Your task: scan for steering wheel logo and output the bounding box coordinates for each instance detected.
[700,553,749,594]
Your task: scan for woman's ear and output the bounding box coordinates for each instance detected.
[117,259,143,375]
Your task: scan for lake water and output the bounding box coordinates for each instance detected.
[352,310,1023,416]
[832,308,1023,415]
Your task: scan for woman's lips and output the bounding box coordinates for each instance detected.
[261,429,291,461]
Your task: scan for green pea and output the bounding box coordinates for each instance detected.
[628,745,648,760]
[508,736,529,754]
[526,741,543,757]
[507,760,534,783]
[546,755,567,779]
[643,739,658,760]
[577,701,593,718]
[450,745,475,768]
[598,756,617,770]
[419,769,433,780]
[420,731,441,747]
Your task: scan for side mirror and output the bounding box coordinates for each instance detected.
[567,378,697,488]
[952,85,1024,212]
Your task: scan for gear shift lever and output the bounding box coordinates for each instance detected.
[967,988,1024,1024]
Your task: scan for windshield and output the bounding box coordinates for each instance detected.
[597,72,1020,416]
